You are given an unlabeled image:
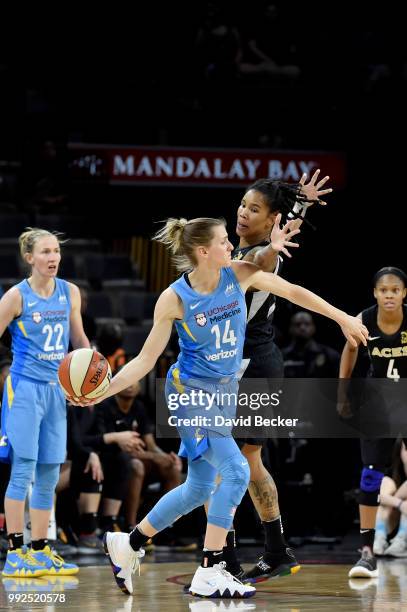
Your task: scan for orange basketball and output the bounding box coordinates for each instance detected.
[58,348,112,401]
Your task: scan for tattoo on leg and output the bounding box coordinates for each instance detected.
[248,474,280,521]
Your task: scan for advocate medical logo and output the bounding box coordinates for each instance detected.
[69,144,347,188]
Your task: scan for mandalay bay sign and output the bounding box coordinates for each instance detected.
[68,143,346,188]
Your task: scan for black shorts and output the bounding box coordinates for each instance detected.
[360,438,407,471]
[236,342,283,449]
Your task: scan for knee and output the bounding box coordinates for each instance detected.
[221,454,250,488]
[6,456,36,501]
[31,463,60,509]
[181,479,214,511]
[246,452,266,479]
[131,458,145,479]
[359,465,384,506]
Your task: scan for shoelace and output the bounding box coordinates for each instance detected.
[47,548,65,567]
[25,549,45,567]
[130,548,145,577]
[215,561,244,585]
[357,549,373,561]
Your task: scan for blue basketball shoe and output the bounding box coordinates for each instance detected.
[2,547,47,577]
[30,545,79,575]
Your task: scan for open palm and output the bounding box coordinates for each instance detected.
[299,169,333,206]
[270,213,301,258]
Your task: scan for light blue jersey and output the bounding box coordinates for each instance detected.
[170,267,246,380]
[9,278,71,383]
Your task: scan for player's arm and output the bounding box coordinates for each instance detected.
[232,261,368,347]
[339,313,363,378]
[379,477,407,511]
[0,288,22,338]
[92,288,181,402]
[336,313,363,417]
[68,283,91,349]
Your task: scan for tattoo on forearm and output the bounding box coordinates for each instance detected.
[248,475,280,521]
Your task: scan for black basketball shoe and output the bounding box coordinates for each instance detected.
[241,548,301,583]
[348,549,378,578]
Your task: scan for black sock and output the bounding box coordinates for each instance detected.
[8,532,23,551]
[263,517,287,554]
[360,528,375,552]
[100,515,118,533]
[222,529,240,569]
[201,549,223,568]
[129,526,150,552]
[79,513,98,535]
[31,538,48,551]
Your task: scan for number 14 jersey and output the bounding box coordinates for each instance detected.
[170,267,246,379]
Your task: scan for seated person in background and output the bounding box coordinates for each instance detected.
[374,438,407,557]
[96,322,126,374]
[58,404,144,553]
[97,379,184,540]
[283,311,340,378]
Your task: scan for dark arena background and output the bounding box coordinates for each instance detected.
[0,2,405,610]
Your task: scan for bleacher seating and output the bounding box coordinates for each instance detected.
[0,213,30,238]
[118,292,145,324]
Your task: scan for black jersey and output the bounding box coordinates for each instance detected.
[232,242,282,357]
[362,304,407,380]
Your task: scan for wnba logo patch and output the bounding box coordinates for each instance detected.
[195,313,207,327]
[32,311,42,324]
[225,283,236,296]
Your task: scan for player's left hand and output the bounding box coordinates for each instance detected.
[340,316,369,347]
[270,213,301,258]
[299,169,333,206]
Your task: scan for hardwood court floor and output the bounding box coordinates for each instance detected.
[1,559,406,611]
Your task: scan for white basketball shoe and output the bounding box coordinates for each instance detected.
[103,532,145,595]
[189,561,256,598]
[385,534,407,558]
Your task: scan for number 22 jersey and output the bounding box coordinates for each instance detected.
[8,278,71,382]
[170,267,246,379]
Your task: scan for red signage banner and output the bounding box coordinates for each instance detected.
[68,143,346,188]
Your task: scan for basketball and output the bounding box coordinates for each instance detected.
[58,348,112,401]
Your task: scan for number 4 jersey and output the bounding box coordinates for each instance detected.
[9,278,71,382]
[363,304,407,381]
[170,267,246,379]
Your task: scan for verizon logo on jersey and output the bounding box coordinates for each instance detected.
[37,351,65,361]
[206,348,238,361]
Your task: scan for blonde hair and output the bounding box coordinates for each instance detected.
[18,227,65,263]
[153,217,226,272]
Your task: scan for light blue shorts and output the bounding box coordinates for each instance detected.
[1,374,67,464]
[165,365,238,461]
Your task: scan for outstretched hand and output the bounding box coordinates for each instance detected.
[340,316,369,348]
[270,213,301,258]
[299,169,333,206]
